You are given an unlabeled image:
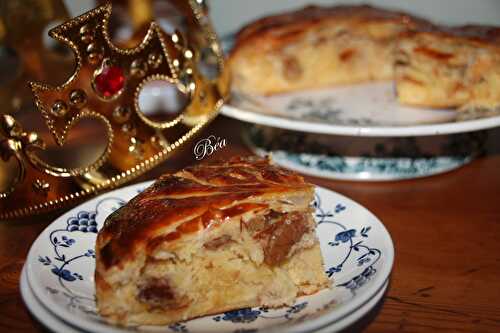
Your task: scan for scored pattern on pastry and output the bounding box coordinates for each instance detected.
[95,156,330,326]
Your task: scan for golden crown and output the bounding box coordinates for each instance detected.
[0,0,229,219]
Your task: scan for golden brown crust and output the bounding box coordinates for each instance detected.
[395,24,500,109]
[231,5,500,57]
[228,5,434,95]
[231,4,431,55]
[409,24,500,47]
[96,156,312,269]
[228,4,500,102]
[95,157,328,326]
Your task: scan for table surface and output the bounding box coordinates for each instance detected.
[1,116,500,333]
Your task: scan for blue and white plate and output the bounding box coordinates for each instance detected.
[20,266,389,333]
[21,267,82,333]
[244,125,486,181]
[218,1,500,137]
[222,78,500,137]
[25,182,394,333]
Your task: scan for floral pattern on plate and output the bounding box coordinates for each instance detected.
[244,126,487,181]
[223,82,500,137]
[26,182,394,333]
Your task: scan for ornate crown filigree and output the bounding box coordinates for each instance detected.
[0,1,229,219]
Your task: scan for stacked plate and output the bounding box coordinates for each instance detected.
[22,182,394,333]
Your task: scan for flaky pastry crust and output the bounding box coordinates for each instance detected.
[95,156,329,326]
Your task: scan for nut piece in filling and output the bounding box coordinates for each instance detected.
[95,156,330,326]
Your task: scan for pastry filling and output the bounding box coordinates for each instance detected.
[203,234,234,250]
[138,277,189,309]
[138,277,175,307]
[245,210,312,266]
[95,156,330,326]
[137,210,313,308]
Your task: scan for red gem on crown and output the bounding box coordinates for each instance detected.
[94,64,126,98]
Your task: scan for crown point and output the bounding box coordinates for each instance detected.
[5,1,228,218]
[94,64,126,99]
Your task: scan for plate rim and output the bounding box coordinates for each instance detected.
[21,264,389,333]
[20,266,83,333]
[25,182,395,333]
[285,186,394,333]
[245,139,473,182]
[312,279,389,333]
[221,104,500,137]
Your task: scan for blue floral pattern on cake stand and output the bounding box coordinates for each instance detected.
[244,125,486,181]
